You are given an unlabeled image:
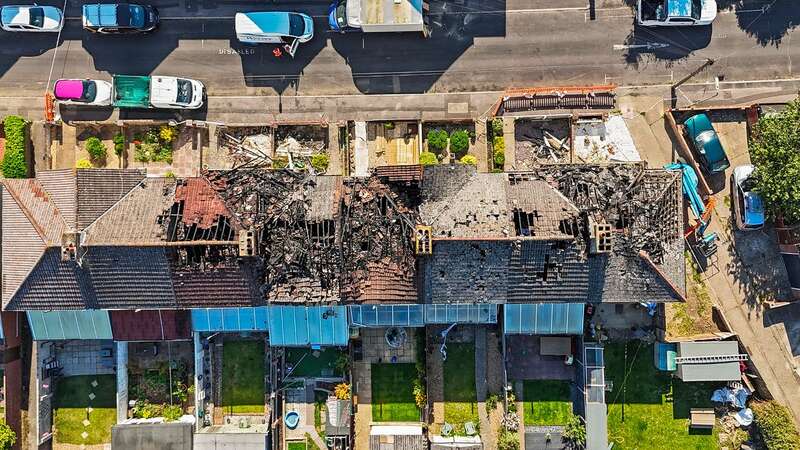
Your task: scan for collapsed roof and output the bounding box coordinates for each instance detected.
[419,164,685,304]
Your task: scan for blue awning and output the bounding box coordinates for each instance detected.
[349,304,424,328]
[27,310,113,340]
[191,307,270,332]
[425,304,498,324]
[504,303,584,335]
[269,306,348,347]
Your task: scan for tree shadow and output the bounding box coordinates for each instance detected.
[716,0,800,47]
[763,301,800,357]
[330,0,506,94]
[621,23,712,68]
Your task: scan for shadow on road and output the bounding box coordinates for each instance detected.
[330,0,506,94]
[717,0,800,47]
[621,24,712,68]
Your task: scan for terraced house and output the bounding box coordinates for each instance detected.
[0,163,685,450]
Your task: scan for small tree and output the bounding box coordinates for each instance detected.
[0,420,16,450]
[460,155,477,166]
[752,400,800,450]
[85,136,107,163]
[493,149,505,168]
[419,151,438,166]
[749,98,800,223]
[449,130,470,157]
[427,129,448,153]
[112,133,125,156]
[491,118,504,136]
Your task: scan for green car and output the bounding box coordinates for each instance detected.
[684,113,730,174]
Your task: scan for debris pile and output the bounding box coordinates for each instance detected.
[218,126,273,167]
[514,118,571,167]
[204,168,418,303]
[275,125,327,161]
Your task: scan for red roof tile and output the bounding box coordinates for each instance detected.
[175,178,241,230]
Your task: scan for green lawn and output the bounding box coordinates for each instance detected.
[221,340,265,414]
[522,380,573,426]
[371,363,419,422]
[286,348,346,378]
[53,375,116,445]
[605,342,721,450]
[443,344,478,434]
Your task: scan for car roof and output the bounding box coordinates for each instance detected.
[2,5,61,25]
[235,11,302,37]
[686,114,728,166]
[54,80,85,100]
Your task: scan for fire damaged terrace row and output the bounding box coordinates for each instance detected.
[1,163,685,311]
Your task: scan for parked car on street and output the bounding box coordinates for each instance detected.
[54,79,114,106]
[113,75,205,109]
[82,3,159,33]
[637,0,717,27]
[234,11,313,57]
[731,165,765,231]
[0,5,63,32]
[684,113,730,174]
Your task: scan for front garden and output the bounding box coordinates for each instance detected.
[443,343,478,435]
[221,340,265,414]
[53,375,116,445]
[421,122,476,166]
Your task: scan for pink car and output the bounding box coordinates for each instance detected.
[54,79,113,106]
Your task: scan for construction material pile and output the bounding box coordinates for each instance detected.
[204,169,418,303]
[514,118,571,167]
[218,127,273,167]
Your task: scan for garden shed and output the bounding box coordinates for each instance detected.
[675,341,745,382]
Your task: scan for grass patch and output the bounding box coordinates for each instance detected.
[221,340,265,414]
[522,380,573,426]
[371,363,419,422]
[286,348,346,378]
[288,442,307,450]
[53,375,116,445]
[443,344,478,434]
[605,342,721,450]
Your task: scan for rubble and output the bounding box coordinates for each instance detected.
[514,118,571,167]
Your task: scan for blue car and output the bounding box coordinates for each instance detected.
[684,113,730,174]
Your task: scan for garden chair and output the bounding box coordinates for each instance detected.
[464,421,476,436]
[441,422,453,437]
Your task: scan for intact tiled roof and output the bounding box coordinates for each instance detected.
[374,165,423,182]
[84,246,177,309]
[345,259,417,303]
[2,179,67,245]
[5,248,94,310]
[420,165,512,239]
[174,178,241,230]
[37,169,77,229]
[110,310,192,341]
[171,259,263,307]
[82,178,175,245]
[76,169,146,229]
[2,189,46,307]
[307,176,343,222]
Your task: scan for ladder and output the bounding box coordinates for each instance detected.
[675,354,748,364]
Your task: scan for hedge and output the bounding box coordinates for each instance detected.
[752,400,800,450]
[427,129,448,153]
[1,115,28,178]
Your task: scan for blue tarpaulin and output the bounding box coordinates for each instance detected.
[27,310,113,340]
[349,304,424,327]
[425,304,498,324]
[191,307,270,332]
[269,306,348,347]
[504,303,584,335]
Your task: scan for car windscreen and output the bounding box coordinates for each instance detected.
[176,79,193,104]
[116,5,145,27]
[691,0,702,20]
[81,81,97,102]
[29,7,44,28]
[694,130,715,147]
[289,13,305,37]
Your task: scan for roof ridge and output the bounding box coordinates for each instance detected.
[637,250,686,302]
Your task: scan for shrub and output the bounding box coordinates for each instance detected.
[493,135,505,153]
[449,130,470,157]
[498,429,519,450]
[76,159,93,169]
[459,155,477,166]
[486,393,499,411]
[159,125,178,143]
[113,133,125,156]
[492,118,505,136]
[334,383,351,400]
[163,405,183,422]
[164,171,175,179]
[2,115,27,178]
[752,400,800,450]
[427,129,448,153]
[85,136,107,162]
[311,153,330,173]
[412,378,426,409]
[0,419,16,450]
[419,151,438,166]
[563,414,586,448]
[493,149,505,168]
[132,401,163,419]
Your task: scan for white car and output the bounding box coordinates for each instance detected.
[53,79,114,106]
[149,76,205,109]
[636,0,717,27]
[0,5,64,32]
[731,165,766,231]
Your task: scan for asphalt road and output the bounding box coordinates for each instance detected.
[0,0,797,98]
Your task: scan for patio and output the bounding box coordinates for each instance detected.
[506,336,575,381]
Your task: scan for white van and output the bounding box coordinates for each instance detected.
[235,11,314,57]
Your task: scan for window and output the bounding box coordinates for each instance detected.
[176,79,193,104]
[127,5,145,28]
[289,13,305,37]
[81,81,97,102]
[29,7,44,28]
[691,0,702,20]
